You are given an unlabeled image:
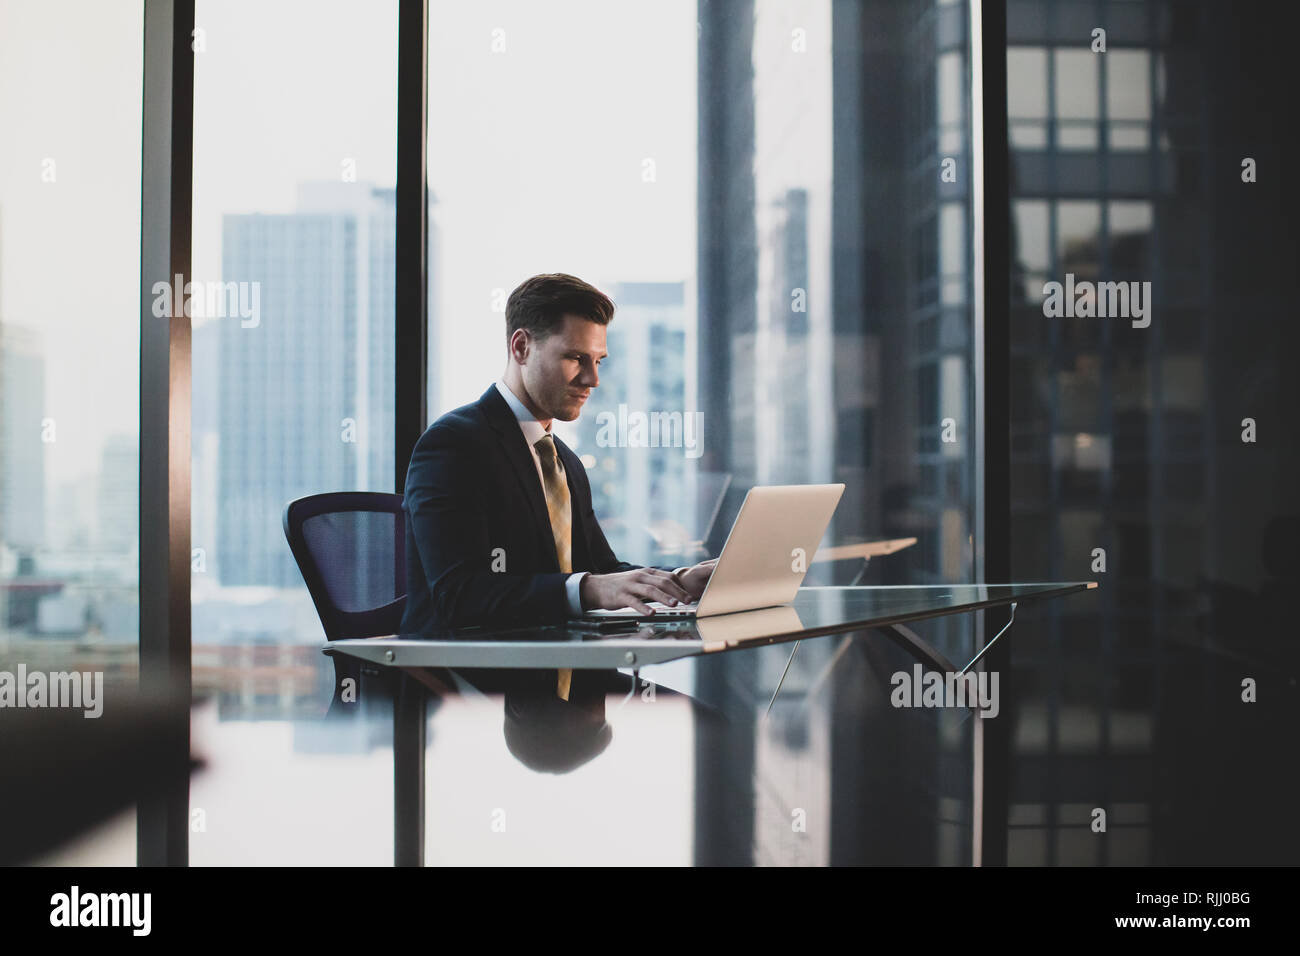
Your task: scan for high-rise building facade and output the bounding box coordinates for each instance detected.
[0,322,46,555]
[1004,0,1300,865]
[567,281,691,565]
[216,183,396,589]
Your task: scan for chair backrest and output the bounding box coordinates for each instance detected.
[283,492,407,641]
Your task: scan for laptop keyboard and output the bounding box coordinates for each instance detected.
[644,602,698,616]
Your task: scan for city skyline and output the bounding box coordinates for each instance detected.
[0,0,696,488]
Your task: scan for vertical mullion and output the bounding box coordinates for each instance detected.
[393,0,429,865]
[973,0,1012,867]
[395,0,429,492]
[138,0,194,868]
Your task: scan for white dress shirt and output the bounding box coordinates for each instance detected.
[495,380,587,615]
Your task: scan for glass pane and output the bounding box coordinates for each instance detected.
[1108,200,1152,271]
[1006,0,1299,867]
[1108,124,1149,150]
[1053,49,1099,119]
[426,2,697,567]
[937,51,964,127]
[412,0,980,866]
[1014,200,1050,274]
[1056,200,1101,273]
[189,0,399,864]
[0,0,143,864]
[694,0,979,864]
[1011,120,1049,148]
[1008,48,1048,118]
[422,0,698,865]
[1106,50,1151,120]
[1057,122,1099,150]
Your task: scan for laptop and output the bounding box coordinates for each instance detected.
[577,483,845,620]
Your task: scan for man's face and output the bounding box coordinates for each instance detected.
[516,314,607,422]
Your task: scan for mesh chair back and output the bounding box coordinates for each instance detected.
[283,492,407,641]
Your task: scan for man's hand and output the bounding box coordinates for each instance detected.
[675,559,718,600]
[580,568,694,614]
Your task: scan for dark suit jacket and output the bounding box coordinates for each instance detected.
[402,384,640,633]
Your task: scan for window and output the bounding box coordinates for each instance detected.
[0,0,144,865]
[425,1,698,566]
[189,0,399,864]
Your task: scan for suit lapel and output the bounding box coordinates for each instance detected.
[477,385,560,572]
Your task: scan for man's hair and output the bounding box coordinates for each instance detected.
[505,273,615,342]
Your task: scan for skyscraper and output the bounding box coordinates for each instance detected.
[96,434,137,554]
[216,183,396,588]
[567,281,690,566]
[0,326,46,554]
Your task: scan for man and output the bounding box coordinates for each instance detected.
[402,273,716,641]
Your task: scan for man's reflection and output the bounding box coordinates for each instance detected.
[501,669,613,773]
[458,667,728,774]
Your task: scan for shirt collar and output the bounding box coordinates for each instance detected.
[495,380,551,447]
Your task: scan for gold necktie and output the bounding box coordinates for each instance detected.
[535,435,574,700]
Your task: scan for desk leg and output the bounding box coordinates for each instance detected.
[744,612,1018,867]
[976,606,1014,867]
[764,640,802,717]
[873,622,959,673]
[879,609,1017,867]
[394,672,426,867]
[779,624,960,713]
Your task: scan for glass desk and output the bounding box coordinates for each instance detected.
[325,582,1097,865]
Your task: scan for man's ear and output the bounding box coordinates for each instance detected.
[509,328,530,364]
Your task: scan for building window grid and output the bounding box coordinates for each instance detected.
[1007,0,1203,865]
[902,14,974,557]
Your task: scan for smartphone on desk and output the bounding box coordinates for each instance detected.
[566,618,642,635]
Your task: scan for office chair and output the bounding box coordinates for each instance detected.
[283,491,408,708]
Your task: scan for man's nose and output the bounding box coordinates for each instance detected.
[578,361,599,387]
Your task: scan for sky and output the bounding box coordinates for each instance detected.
[0,0,697,484]
[0,0,144,486]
